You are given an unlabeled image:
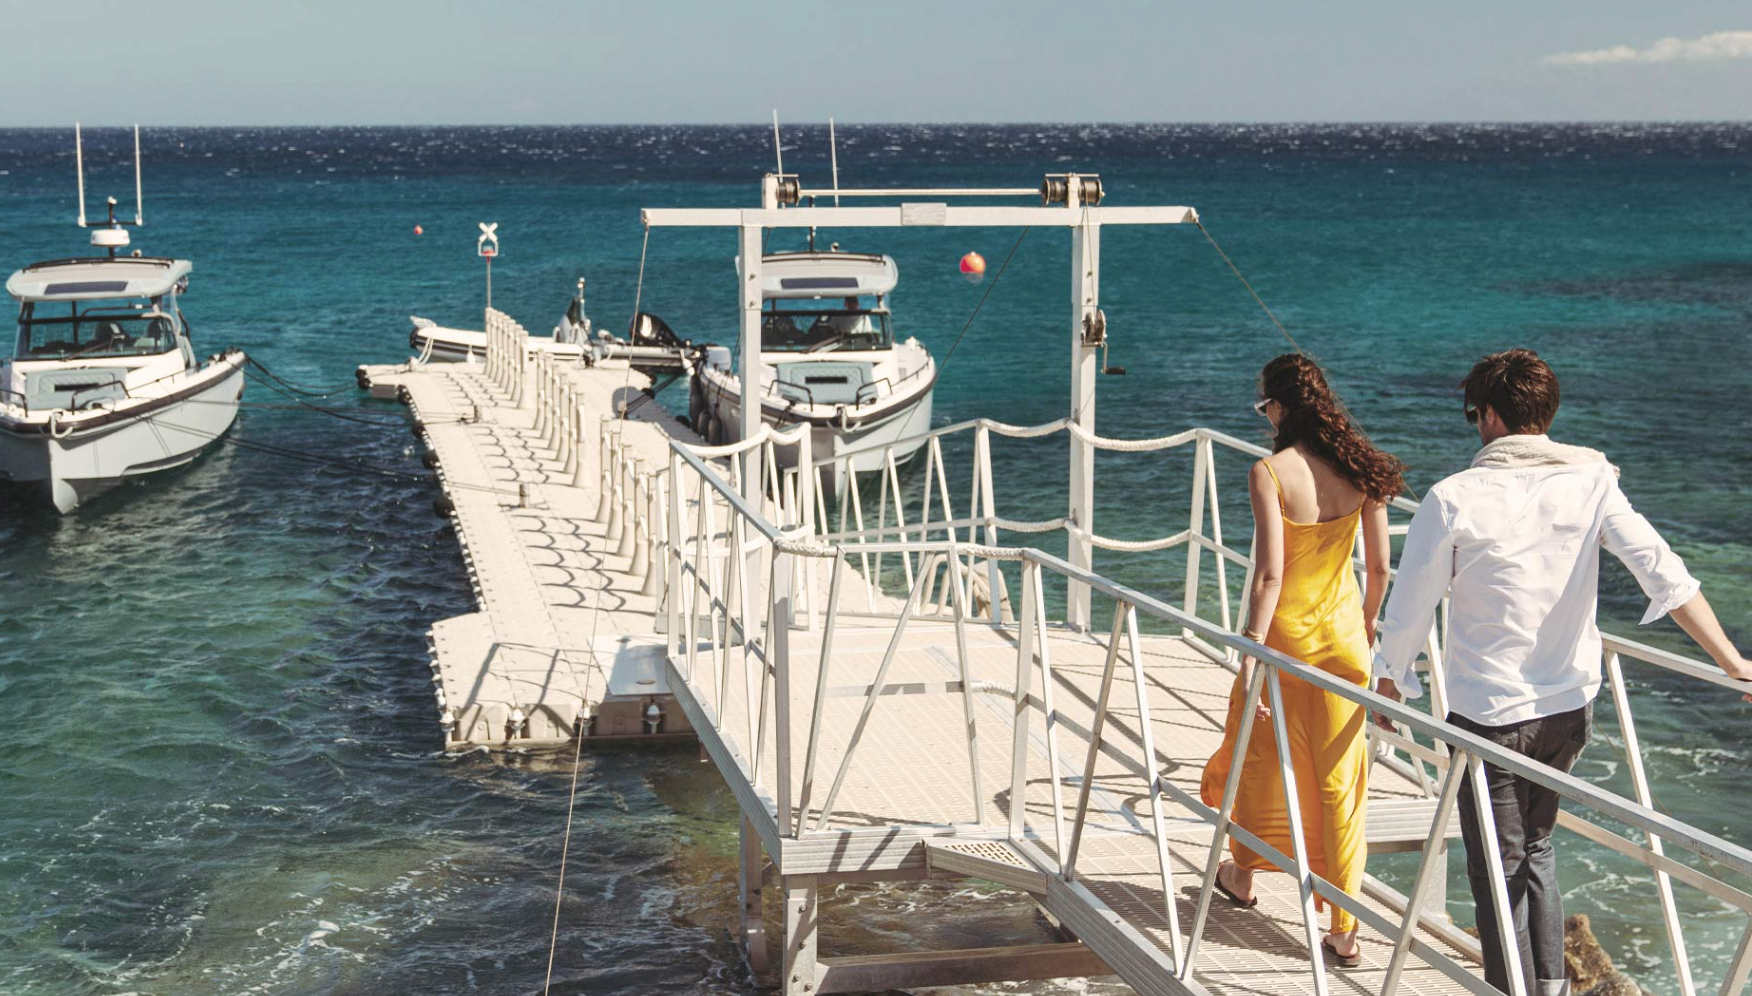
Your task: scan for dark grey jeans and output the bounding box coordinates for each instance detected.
[1448,704,1592,996]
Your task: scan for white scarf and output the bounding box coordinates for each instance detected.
[1470,433,1619,478]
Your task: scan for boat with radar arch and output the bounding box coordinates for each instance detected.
[0,126,246,513]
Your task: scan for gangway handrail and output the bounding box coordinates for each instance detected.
[634,409,1752,996]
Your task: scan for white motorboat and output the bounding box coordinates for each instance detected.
[408,314,589,364]
[688,250,935,486]
[0,127,245,514]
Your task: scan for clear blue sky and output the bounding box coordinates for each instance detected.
[10,0,1751,125]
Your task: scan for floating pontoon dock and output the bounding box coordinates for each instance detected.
[357,176,1752,996]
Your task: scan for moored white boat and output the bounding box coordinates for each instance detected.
[409,315,587,364]
[0,127,246,514]
[688,249,935,488]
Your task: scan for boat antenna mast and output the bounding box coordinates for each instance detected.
[74,123,145,258]
[828,117,841,206]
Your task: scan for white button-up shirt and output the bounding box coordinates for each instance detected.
[1372,448,1700,726]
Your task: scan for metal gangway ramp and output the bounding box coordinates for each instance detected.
[621,176,1752,996]
[645,416,1752,996]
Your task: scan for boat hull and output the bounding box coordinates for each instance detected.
[693,372,934,493]
[0,354,246,513]
[410,325,583,363]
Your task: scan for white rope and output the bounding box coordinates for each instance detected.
[977,417,1069,439]
[1065,421,1200,453]
[684,421,808,459]
[992,515,1069,533]
[1066,522,1191,554]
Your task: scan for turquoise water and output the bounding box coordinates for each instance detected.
[0,125,1747,993]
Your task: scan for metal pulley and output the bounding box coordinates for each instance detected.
[1041,173,1104,207]
[1081,309,1107,347]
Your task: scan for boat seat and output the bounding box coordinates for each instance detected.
[23,368,129,411]
[775,361,871,406]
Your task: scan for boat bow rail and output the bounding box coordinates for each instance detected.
[581,398,1752,996]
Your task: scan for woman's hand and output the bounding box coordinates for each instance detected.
[1364,617,1378,647]
[1239,657,1271,723]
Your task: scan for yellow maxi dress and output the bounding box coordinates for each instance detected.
[1199,463,1371,934]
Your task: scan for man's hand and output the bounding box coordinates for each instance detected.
[1722,653,1752,703]
[1372,678,1402,731]
[1669,594,1752,700]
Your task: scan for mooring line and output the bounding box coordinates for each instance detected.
[1195,219,1304,356]
[936,225,1030,376]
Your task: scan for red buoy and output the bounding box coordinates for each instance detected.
[959,251,986,282]
[414,224,424,235]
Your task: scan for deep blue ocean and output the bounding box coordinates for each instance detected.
[0,124,1748,995]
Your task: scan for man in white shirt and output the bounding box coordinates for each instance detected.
[1371,349,1750,996]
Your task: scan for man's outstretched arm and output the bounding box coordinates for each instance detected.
[1600,484,1750,699]
[1670,593,1752,701]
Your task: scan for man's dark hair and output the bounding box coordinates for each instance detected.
[1460,348,1560,434]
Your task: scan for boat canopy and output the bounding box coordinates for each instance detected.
[753,251,898,300]
[6,257,192,302]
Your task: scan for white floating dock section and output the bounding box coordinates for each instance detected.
[360,317,693,744]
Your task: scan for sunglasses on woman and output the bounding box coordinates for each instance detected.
[1254,399,1271,418]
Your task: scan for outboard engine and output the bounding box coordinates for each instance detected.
[629,311,684,348]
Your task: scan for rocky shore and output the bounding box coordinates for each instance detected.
[1565,914,1653,996]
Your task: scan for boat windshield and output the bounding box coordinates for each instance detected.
[15,299,180,360]
[761,305,892,353]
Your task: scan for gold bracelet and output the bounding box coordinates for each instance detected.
[1242,628,1265,642]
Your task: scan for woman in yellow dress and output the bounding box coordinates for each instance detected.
[1199,354,1404,967]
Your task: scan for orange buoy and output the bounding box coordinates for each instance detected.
[959,251,986,282]
[414,224,424,235]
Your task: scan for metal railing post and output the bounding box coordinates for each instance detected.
[1181,434,1210,636]
[1008,561,1038,838]
[1464,752,1531,996]
[795,549,846,836]
[976,423,1003,623]
[771,544,795,833]
[1381,755,1468,996]
[667,452,683,659]
[1065,606,1127,876]
[1606,651,1695,996]
[1183,659,1269,979]
[1264,665,1329,996]
[1122,602,1185,971]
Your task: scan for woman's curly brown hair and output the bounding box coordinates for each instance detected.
[1260,354,1406,503]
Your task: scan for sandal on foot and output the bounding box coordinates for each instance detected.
[1213,863,1258,909]
[1322,936,1362,969]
